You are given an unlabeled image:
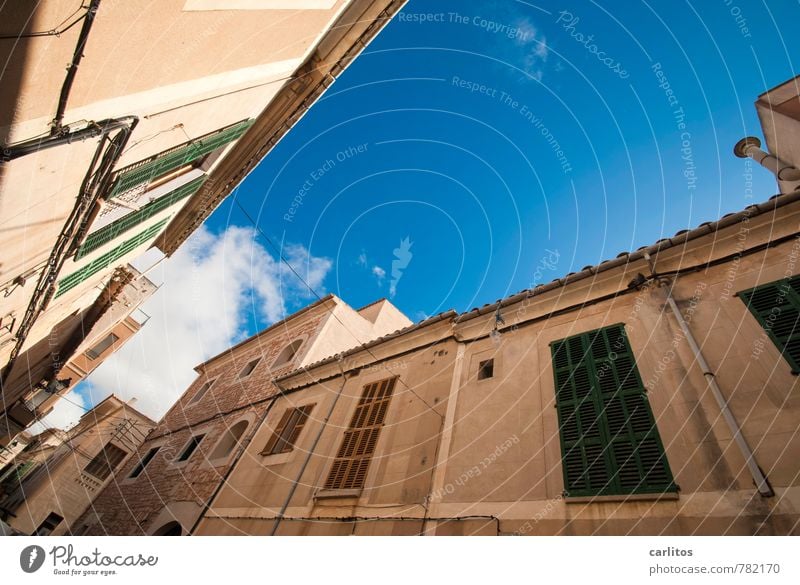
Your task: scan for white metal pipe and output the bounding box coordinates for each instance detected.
[664,290,773,496]
[734,136,800,182]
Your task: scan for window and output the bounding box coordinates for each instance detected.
[261,405,314,455]
[0,460,37,491]
[84,442,128,481]
[550,324,676,498]
[176,434,205,462]
[107,119,253,198]
[272,339,303,368]
[739,275,800,372]
[34,512,64,536]
[478,359,494,380]
[324,377,397,490]
[128,447,160,479]
[25,386,53,410]
[77,177,206,259]
[56,217,170,297]
[210,420,249,459]
[189,379,215,405]
[85,333,120,360]
[152,521,183,536]
[239,358,261,379]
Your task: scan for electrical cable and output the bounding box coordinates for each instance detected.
[232,197,443,418]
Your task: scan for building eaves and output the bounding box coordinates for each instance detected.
[455,190,800,325]
[355,297,387,312]
[194,294,336,372]
[78,393,157,427]
[155,0,408,256]
[274,309,458,382]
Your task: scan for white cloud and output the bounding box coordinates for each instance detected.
[372,265,386,284]
[512,17,548,81]
[30,390,87,433]
[357,252,368,267]
[45,224,332,427]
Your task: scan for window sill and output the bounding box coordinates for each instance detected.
[258,451,293,466]
[565,492,679,504]
[313,488,362,501]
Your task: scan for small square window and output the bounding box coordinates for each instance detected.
[478,359,494,380]
[239,358,260,379]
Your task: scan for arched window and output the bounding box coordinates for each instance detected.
[209,420,249,460]
[271,339,303,369]
[153,521,183,536]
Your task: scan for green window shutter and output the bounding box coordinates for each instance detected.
[551,324,676,497]
[56,217,169,298]
[77,176,205,259]
[739,275,800,373]
[107,119,253,198]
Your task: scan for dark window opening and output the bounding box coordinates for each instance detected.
[239,358,260,379]
[34,512,64,536]
[478,359,494,380]
[153,521,183,536]
[189,379,215,405]
[176,434,205,462]
[128,447,160,479]
[272,339,303,369]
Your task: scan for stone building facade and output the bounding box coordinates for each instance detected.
[191,189,800,536]
[0,0,406,443]
[76,296,411,535]
[0,395,155,535]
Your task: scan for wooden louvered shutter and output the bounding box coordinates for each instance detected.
[551,324,676,497]
[324,377,397,490]
[284,404,313,448]
[262,404,315,455]
[84,442,128,480]
[739,276,800,373]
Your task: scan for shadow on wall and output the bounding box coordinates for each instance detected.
[0,3,37,143]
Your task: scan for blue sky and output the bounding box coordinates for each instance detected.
[43,0,800,426]
[211,0,797,330]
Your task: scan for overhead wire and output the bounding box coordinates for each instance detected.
[232,197,443,418]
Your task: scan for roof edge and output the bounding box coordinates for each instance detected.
[456,190,800,325]
[194,294,337,373]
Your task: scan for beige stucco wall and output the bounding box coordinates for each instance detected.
[195,199,800,536]
[6,398,155,535]
[0,0,354,416]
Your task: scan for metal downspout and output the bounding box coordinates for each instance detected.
[662,283,773,497]
[269,358,349,536]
